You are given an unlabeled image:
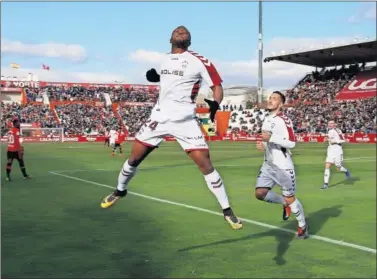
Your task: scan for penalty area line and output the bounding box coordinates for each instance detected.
[49,171,376,255]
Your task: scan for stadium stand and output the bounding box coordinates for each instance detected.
[0,41,376,139]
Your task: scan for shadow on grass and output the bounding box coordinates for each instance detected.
[178,205,343,266]
[329,176,360,188]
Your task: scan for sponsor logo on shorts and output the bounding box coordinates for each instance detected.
[186,135,203,140]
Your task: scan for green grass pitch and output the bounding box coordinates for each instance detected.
[2,141,376,278]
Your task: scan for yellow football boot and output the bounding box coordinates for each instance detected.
[223,208,243,230]
[100,190,127,208]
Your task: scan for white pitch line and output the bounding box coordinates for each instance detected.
[50,171,376,255]
[49,156,376,174]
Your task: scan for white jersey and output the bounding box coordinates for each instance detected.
[151,50,222,122]
[109,130,117,142]
[326,128,344,165]
[261,112,296,170]
[327,128,345,146]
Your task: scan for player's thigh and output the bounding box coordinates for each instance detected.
[274,169,296,197]
[7,151,16,161]
[171,119,208,151]
[325,152,335,165]
[136,118,167,148]
[334,152,343,168]
[256,165,276,190]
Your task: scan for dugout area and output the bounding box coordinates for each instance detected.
[1,141,376,278]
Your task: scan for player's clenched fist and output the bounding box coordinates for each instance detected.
[204,98,219,122]
[146,68,160,83]
[256,141,265,152]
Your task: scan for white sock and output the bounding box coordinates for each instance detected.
[204,169,230,209]
[264,191,286,205]
[117,160,137,191]
[289,198,306,228]
[324,168,330,184]
[340,166,348,173]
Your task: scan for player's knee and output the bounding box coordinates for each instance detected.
[255,188,268,200]
[187,149,213,174]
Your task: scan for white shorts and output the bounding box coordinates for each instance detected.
[109,139,115,146]
[326,146,343,167]
[256,163,296,197]
[135,117,208,151]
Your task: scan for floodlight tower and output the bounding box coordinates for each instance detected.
[257,0,263,105]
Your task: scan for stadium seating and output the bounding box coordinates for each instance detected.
[1,64,376,136]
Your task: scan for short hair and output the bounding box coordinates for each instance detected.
[272,91,286,104]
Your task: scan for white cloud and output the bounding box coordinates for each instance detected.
[1,39,87,63]
[128,49,166,64]
[127,36,361,89]
[2,36,370,90]
[348,2,376,23]
[0,67,130,84]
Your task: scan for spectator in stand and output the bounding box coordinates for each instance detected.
[118,105,153,136]
[1,102,59,135]
[55,104,120,136]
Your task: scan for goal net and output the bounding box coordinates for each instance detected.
[20,127,65,143]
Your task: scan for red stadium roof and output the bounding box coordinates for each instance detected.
[264,40,377,68]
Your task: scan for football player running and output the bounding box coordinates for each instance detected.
[100,25,242,230]
[322,120,351,189]
[255,91,308,239]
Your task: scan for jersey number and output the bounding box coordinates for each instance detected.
[144,119,158,131]
[8,134,15,144]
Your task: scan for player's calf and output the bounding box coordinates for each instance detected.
[17,158,30,178]
[100,141,155,208]
[188,150,242,230]
[255,188,289,221]
[336,165,350,179]
[285,196,308,239]
[6,159,13,180]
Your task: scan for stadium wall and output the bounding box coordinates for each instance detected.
[1,133,375,144]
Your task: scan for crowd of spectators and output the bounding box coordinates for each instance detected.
[1,66,375,137]
[285,64,361,104]
[222,65,376,135]
[23,85,159,103]
[55,104,120,135]
[118,105,153,136]
[285,97,376,134]
[1,102,58,135]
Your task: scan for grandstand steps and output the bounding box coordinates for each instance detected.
[112,103,128,134]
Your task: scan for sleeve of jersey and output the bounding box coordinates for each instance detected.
[269,117,296,149]
[198,60,223,87]
[334,131,345,144]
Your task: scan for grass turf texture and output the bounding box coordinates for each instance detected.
[2,141,376,278]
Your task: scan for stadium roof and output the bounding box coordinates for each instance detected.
[264,40,377,68]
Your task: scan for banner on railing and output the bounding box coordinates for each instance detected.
[1,133,376,143]
[0,80,159,91]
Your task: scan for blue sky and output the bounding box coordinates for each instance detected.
[1,1,376,89]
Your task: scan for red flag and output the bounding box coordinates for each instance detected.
[42,64,50,70]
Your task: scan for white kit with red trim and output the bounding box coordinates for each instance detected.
[261,112,296,170]
[150,50,222,122]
